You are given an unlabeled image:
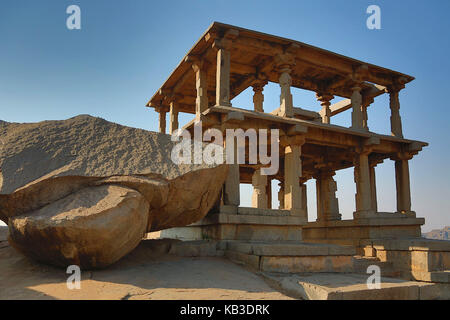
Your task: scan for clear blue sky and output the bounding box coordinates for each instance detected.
[1,0,449,231]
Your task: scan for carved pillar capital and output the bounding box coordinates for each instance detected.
[252,79,268,92]
[280,135,306,148]
[212,29,239,47]
[154,105,169,113]
[390,152,414,162]
[274,52,296,71]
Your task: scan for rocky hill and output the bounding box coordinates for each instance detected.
[423,226,450,240]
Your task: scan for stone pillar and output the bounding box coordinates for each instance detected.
[252,169,268,209]
[283,138,305,217]
[388,86,404,138]
[223,135,240,206]
[351,85,364,130]
[369,164,378,212]
[252,80,266,112]
[301,183,308,219]
[354,150,374,217]
[192,62,209,119]
[278,181,284,209]
[169,101,179,134]
[157,107,167,134]
[394,155,412,214]
[275,53,295,118]
[316,93,334,124]
[315,170,341,221]
[214,42,232,107]
[362,96,374,131]
[279,70,293,117]
[266,178,272,209]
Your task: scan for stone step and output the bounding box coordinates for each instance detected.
[261,272,450,300]
[408,270,450,283]
[167,240,225,257]
[225,241,359,273]
[224,241,405,276]
[352,255,400,277]
[227,241,356,256]
[161,213,306,241]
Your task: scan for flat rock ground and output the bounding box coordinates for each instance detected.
[0,227,291,300]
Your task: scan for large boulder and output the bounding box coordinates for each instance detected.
[8,185,149,268]
[0,115,228,268]
[0,115,215,194]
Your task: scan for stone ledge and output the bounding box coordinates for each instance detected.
[408,270,450,283]
[227,241,356,256]
[168,240,225,257]
[362,238,450,252]
[190,213,307,226]
[236,207,291,217]
[304,217,425,228]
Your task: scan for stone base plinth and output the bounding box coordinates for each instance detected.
[353,211,416,220]
[361,238,450,283]
[160,206,306,242]
[224,241,380,274]
[303,215,425,248]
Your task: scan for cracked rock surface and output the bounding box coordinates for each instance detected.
[0,115,228,268]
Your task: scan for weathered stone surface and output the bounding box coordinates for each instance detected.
[0,236,292,300]
[261,273,449,300]
[8,185,149,269]
[0,115,228,268]
[151,164,228,231]
[0,115,214,195]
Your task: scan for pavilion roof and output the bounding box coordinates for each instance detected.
[146,22,414,114]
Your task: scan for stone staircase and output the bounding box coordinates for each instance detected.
[160,238,450,299]
[224,241,399,276]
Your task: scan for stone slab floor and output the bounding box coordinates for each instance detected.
[2,227,448,300]
[0,227,291,300]
[261,272,450,300]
